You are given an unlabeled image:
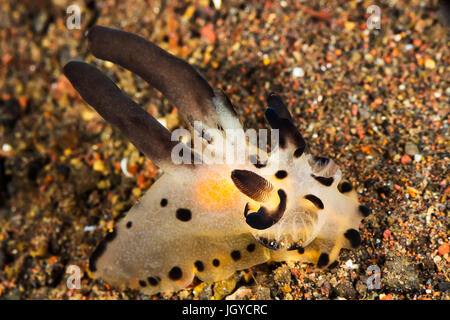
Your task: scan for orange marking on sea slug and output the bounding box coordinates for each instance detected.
[195,174,240,210]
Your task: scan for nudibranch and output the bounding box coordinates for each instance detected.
[63,25,371,295]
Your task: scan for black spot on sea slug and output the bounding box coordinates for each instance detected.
[294,146,305,158]
[287,243,303,251]
[359,205,371,217]
[194,260,205,272]
[139,280,147,287]
[250,154,267,168]
[311,174,334,186]
[257,237,280,250]
[246,243,256,252]
[168,266,183,280]
[314,156,329,166]
[304,194,324,209]
[212,259,220,267]
[275,170,287,179]
[253,162,267,169]
[126,221,132,229]
[344,229,362,248]
[338,181,353,193]
[297,247,305,254]
[148,277,159,286]
[176,208,192,221]
[160,198,168,207]
[317,253,330,268]
[231,250,241,261]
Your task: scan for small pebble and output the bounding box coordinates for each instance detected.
[93,160,105,172]
[292,67,304,78]
[225,286,252,300]
[2,144,12,152]
[438,243,449,256]
[424,58,436,69]
[405,142,419,156]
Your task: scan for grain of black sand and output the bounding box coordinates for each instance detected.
[0,0,448,300]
